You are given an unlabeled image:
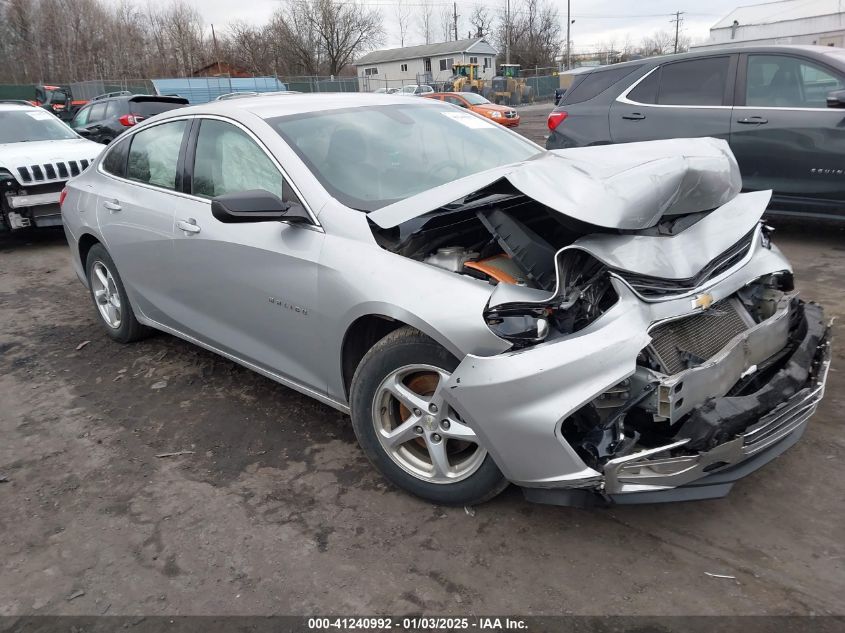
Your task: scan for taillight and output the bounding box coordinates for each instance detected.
[59,188,68,208]
[547,111,568,131]
[118,114,144,126]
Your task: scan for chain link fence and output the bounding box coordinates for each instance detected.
[0,69,563,105]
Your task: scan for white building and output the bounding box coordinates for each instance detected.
[692,0,845,50]
[354,38,499,91]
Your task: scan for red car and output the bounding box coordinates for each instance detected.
[424,92,520,127]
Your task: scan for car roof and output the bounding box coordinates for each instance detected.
[0,103,39,112]
[578,44,845,74]
[154,92,446,122]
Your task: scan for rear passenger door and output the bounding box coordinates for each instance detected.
[729,52,845,209]
[610,55,737,144]
[96,118,189,322]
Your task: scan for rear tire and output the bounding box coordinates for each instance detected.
[85,244,148,344]
[350,326,508,506]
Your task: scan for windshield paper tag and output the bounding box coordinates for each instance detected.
[441,111,494,129]
[26,111,53,120]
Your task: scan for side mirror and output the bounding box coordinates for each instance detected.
[826,89,845,108]
[211,189,310,224]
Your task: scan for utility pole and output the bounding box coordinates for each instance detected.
[453,2,459,42]
[566,0,571,70]
[671,11,685,54]
[506,0,510,64]
[211,24,221,74]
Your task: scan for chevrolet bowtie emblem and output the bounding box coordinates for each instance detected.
[691,293,715,310]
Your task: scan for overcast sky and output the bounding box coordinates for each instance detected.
[149,0,750,53]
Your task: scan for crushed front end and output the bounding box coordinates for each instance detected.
[369,138,831,505]
[442,251,830,506]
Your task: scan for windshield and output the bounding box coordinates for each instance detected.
[461,92,490,105]
[0,109,78,143]
[269,104,541,211]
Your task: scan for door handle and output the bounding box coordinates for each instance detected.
[622,112,646,120]
[102,199,121,213]
[737,116,768,125]
[177,218,201,234]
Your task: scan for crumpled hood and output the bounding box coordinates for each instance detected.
[0,138,103,183]
[368,137,741,231]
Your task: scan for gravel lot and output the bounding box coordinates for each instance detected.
[1,106,843,617]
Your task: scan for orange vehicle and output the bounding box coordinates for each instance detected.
[424,92,520,127]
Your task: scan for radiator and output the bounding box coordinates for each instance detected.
[649,300,751,375]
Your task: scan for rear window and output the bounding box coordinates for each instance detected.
[560,65,642,105]
[131,100,187,117]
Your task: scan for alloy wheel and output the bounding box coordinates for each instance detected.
[91,261,122,329]
[372,364,486,484]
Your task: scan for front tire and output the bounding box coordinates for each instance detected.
[85,244,148,343]
[350,326,508,506]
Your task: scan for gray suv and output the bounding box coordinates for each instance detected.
[546,45,845,221]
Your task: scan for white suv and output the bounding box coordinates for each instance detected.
[0,103,102,231]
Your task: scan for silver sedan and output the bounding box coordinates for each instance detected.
[60,93,830,507]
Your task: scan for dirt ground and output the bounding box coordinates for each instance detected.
[1,108,844,617]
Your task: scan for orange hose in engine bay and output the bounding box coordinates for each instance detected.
[464,254,519,285]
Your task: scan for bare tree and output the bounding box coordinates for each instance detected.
[439,7,454,42]
[493,0,560,69]
[394,0,411,48]
[640,29,688,56]
[228,21,270,75]
[307,0,383,75]
[469,3,492,38]
[417,0,434,44]
[0,0,382,83]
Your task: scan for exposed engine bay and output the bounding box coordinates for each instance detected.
[371,189,624,346]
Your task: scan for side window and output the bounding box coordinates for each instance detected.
[562,65,642,105]
[746,54,844,108]
[628,69,660,104]
[126,120,187,190]
[444,95,467,107]
[102,137,130,177]
[104,100,124,118]
[656,57,730,106]
[192,119,288,201]
[88,102,107,122]
[71,106,90,128]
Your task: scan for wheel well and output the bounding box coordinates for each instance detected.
[78,233,100,270]
[341,315,406,399]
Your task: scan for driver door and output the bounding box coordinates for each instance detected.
[164,117,327,391]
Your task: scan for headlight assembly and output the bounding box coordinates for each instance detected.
[484,252,618,349]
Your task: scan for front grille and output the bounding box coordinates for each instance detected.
[504,110,517,118]
[649,299,750,374]
[14,158,96,183]
[617,230,756,298]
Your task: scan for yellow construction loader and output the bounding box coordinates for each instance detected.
[448,63,485,94]
[491,64,535,105]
